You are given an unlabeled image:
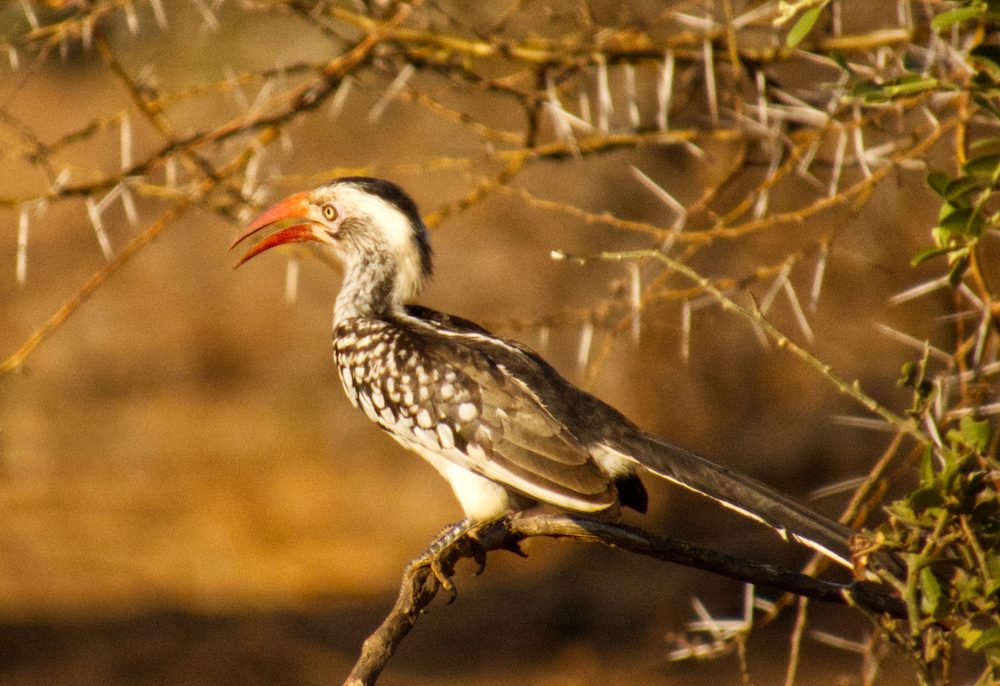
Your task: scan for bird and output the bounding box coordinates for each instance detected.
[231,176,878,580]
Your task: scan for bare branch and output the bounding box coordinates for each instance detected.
[345,514,906,686]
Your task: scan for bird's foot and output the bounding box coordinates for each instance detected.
[406,518,477,602]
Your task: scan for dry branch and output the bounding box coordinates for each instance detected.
[345,513,906,686]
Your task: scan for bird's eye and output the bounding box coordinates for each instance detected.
[322,204,338,221]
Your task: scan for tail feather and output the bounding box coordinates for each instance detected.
[626,433,869,572]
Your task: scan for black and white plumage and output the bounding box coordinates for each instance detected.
[233,176,868,572]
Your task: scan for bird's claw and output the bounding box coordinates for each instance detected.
[405,518,479,603]
[501,538,528,559]
[470,536,488,576]
[405,551,458,602]
[429,558,457,602]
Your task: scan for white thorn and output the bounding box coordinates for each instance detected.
[624,64,640,129]
[972,306,990,366]
[124,0,140,34]
[285,258,299,304]
[888,275,950,305]
[631,166,687,230]
[759,262,791,315]
[957,282,984,309]
[537,326,550,353]
[852,104,872,178]
[224,65,250,111]
[577,89,591,127]
[328,75,354,120]
[242,148,261,199]
[754,138,782,220]
[829,126,847,197]
[672,13,715,30]
[924,414,944,450]
[874,323,952,362]
[148,0,169,30]
[121,185,139,225]
[248,78,276,117]
[369,63,414,123]
[945,401,1000,419]
[683,140,707,160]
[733,2,777,28]
[81,16,94,50]
[809,242,828,313]
[702,39,719,127]
[16,208,29,286]
[96,183,122,215]
[165,157,178,188]
[85,197,113,260]
[657,50,674,131]
[577,320,593,376]
[628,262,641,343]
[8,45,19,70]
[796,135,823,181]
[595,55,612,133]
[20,0,38,30]
[752,595,775,614]
[934,373,946,421]
[120,112,132,172]
[680,300,692,363]
[898,0,912,29]
[190,0,220,31]
[545,74,579,154]
[52,168,71,192]
[809,476,870,500]
[809,630,867,654]
[830,415,897,432]
[783,277,814,343]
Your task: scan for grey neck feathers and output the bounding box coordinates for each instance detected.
[334,251,401,322]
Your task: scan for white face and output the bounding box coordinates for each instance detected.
[311,182,427,304]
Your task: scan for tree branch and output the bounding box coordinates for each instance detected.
[344,513,905,686]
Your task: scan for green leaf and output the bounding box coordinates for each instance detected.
[972,94,1000,118]
[851,75,942,103]
[786,4,825,48]
[932,226,957,248]
[970,44,1000,81]
[911,245,960,266]
[948,250,971,286]
[969,136,1000,151]
[851,80,884,99]
[880,74,941,99]
[956,624,980,648]
[963,153,1000,179]
[939,207,985,236]
[920,444,936,485]
[926,170,952,198]
[919,566,946,617]
[970,626,1000,652]
[931,5,986,31]
[886,500,919,525]
[910,485,946,510]
[958,415,992,452]
[943,176,985,205]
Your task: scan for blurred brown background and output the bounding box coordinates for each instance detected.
[0,1,970,684]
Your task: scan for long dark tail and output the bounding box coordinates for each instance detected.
[627,433,867,571]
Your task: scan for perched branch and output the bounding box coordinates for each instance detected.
[345,513,906,686]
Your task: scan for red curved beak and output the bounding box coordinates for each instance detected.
[231,191,331,267]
